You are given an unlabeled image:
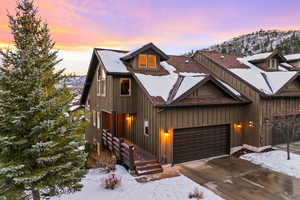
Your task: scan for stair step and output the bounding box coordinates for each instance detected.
[136,167,163,176]
[134,160,157,166]
[136,163,162,171]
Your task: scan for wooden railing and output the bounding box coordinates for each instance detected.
[102,130,135,170]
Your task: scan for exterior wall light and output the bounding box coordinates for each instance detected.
[164,128,169,137]
[249,121,254,127]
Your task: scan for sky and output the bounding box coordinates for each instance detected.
[1,0,300,75]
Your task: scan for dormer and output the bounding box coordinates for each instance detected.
[120,43,169,70]
[247,51,287,71]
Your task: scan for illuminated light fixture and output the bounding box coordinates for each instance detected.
[126,115,132,121]
[163,128,169,137]
[249,121,254,127]
[235,123,242,128]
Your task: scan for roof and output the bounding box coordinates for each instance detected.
[199,51,299,96]
[120,43,169,61]
[284,53,300,62]
[80,44,249,107]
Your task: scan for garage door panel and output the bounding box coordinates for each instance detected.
[173,124,230,164]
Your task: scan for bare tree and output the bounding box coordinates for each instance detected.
[271,112,300,160]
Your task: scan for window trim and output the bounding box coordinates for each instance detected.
[147,55,157,68]
[96,112,100,129]
[144,120,150,136]
[100,68,106,97]
[96,67,101,96]
[92,110,96,127]
[138,54,147,68]
[120,78,131,96]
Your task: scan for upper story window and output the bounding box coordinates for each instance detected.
[97,66,106,97]
[268,58,278,70]
[138,54,157,69]
[120,78,131,96]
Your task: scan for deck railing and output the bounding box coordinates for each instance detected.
[102,130,135,170]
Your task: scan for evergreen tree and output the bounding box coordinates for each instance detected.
[0,0,87,199]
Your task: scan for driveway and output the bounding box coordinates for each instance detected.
[179,156,300,200]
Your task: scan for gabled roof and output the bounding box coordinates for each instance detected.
[120,43,169,61]
[198,51,299,97]
[245,51,287,63]
[284,53,300,62]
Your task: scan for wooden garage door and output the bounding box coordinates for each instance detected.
[173,125,230,164]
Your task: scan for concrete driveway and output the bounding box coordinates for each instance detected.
[179,156,300,200]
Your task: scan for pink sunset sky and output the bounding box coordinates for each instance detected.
[1,0,300,74]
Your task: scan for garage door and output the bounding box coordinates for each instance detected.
[272,115,300,145]
[173,124,230,164]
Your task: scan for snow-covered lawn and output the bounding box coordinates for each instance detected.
[51,165,223,200]
[241,150,300,178]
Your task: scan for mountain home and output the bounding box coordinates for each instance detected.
[80,43,300,167]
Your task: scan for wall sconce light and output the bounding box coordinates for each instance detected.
[164,128,169,137]
[126,114,132,121]
[249,121,254,127]
[234,123,242,128]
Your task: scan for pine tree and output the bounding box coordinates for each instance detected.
[0,0,87,199]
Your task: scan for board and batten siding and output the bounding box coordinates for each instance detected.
[157,105,245,163]
[193,52,262,146]
[85,62,114,143]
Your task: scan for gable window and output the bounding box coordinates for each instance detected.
[120,78,131,96]
[268,58,278,70]
[148,55,156,68]
[138,54,157,69]
[139,54,147,67]
[144,120,149,136]
[97,66,106,96]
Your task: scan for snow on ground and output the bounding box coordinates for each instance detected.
[51,165,223,200]
[241,150,300,178]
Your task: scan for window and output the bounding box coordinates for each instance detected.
[120,78,131,96]
[148,55,156,68]
[138,54,157,69]
[144,120,149,136]
[139,54,147,67]
[268,58,277,70]
[92,110,96,127]
[97,66,106,96]
[96,112,100,129]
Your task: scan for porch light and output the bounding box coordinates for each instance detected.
[163,128,169,137]
[126,114,132,121]
[234,123,242,128]
[249,121,254,127]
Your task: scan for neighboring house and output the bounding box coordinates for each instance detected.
[80,43,300,165]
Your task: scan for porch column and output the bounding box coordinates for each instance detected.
[111,111,116,137]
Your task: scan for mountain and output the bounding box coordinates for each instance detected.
[204,30,300,56]
[62,75,86,104]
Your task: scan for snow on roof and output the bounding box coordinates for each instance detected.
[244,52,273,62]
[135,61,208,103]
[230,57,298,95]
[284,54,300,61]
[97,50,129,73]
[281,62,294,68]
[265,71,297,93]
[135,72,178,101]
[217,79,241,96]
[173,76,206,100]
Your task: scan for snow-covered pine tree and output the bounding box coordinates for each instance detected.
[0,0,87,199]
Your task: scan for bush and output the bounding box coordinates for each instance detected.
[102,174,121,190]
[188,188,203,200]
[98,155,117,173]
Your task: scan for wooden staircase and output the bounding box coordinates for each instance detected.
[135,160,163,176]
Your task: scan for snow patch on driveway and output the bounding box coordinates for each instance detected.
[241,150,300,178]
[51,165,223,200]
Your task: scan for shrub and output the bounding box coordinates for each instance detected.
[188,188,203,200]
[102,174,121,190]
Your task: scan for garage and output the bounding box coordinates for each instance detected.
[173,124,230,164]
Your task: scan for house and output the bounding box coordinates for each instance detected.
[80,43,300,167]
